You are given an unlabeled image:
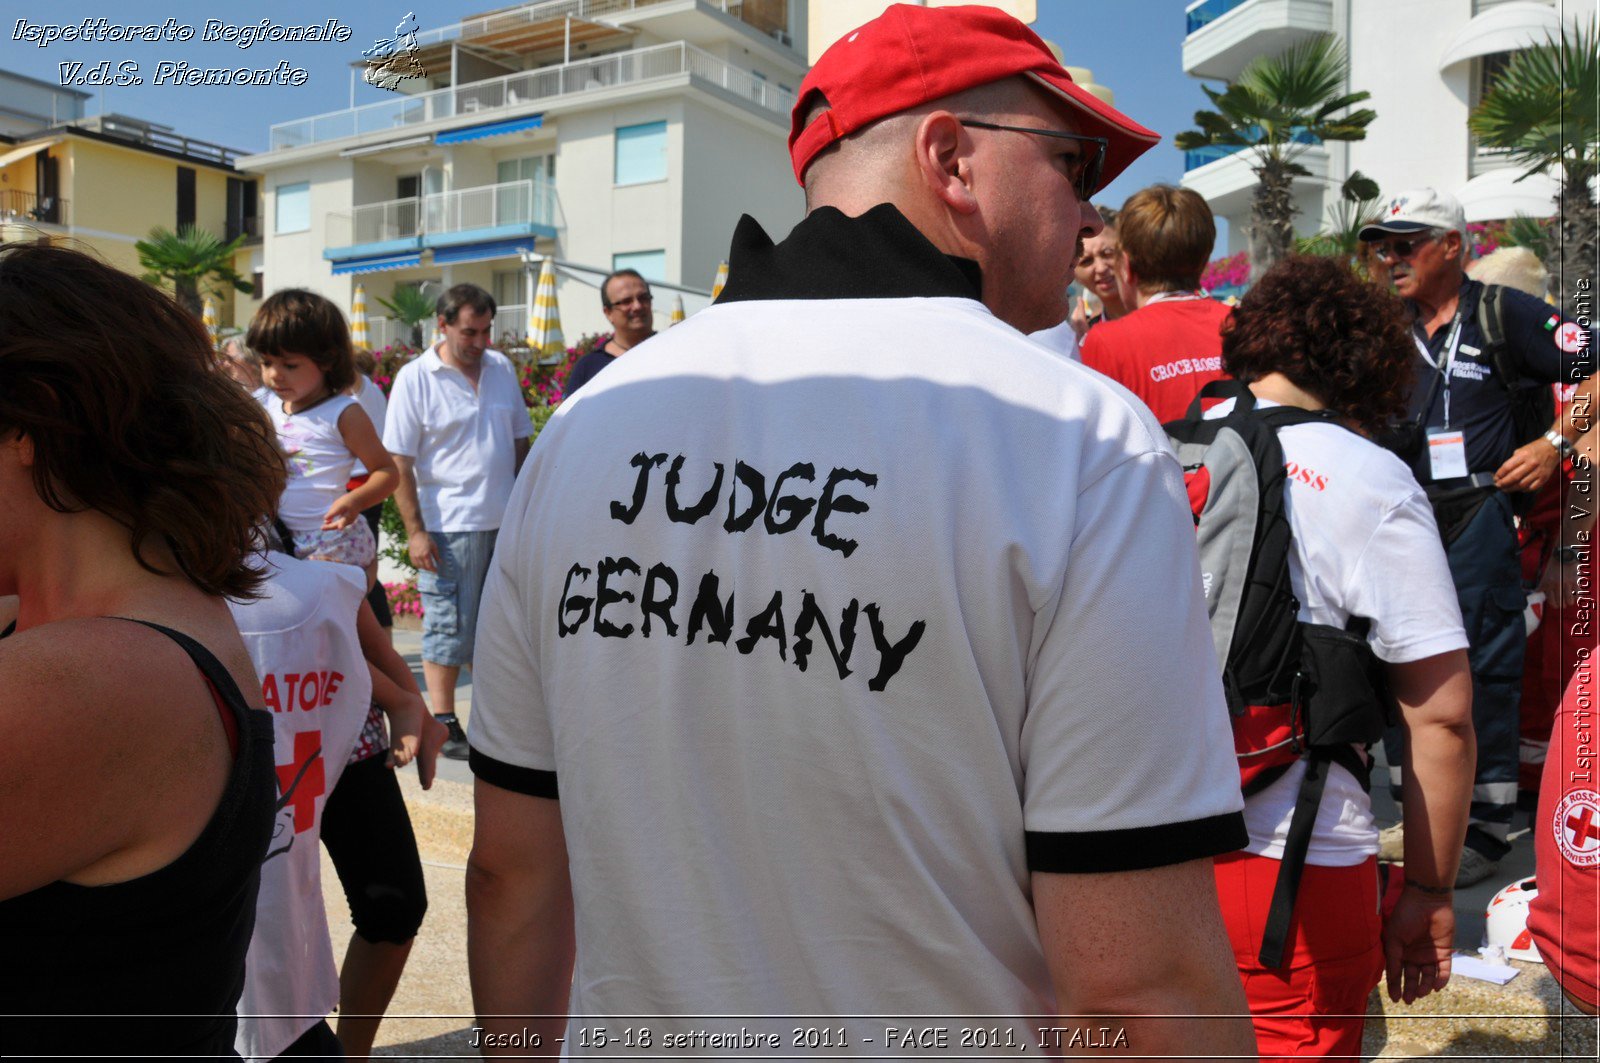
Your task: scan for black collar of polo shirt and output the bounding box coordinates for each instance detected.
[716,204,983,304]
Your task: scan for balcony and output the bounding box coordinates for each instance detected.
[268,42,794,153]
[1183,0,1334,82]
[325,178,563,269]
[1181,139,1330,221]
[0,187,68,225]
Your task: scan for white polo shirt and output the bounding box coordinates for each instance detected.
[382,346,531,533]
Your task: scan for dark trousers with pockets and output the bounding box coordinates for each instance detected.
[1387,488,1522,860]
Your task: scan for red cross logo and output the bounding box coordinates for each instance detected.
[1553,790,1600,868]
[1566,806,1600,848]
[275,729,325,834]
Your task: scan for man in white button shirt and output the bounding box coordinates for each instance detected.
[383,284,532,758]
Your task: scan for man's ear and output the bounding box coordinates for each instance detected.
[914,111,978,215]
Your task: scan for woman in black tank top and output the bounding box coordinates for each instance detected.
[0,245,288,1058]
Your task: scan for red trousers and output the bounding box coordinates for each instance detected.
[1214,852,1384,1061]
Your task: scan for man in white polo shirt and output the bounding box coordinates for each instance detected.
[383,284,531,759]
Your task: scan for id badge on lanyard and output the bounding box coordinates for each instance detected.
[1420,312,1468,480]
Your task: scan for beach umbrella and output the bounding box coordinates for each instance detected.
[710,260,729,302]
[350,283,370,350]
[669,294,685,326]
[528,256,564,361]
[201,296,219,344]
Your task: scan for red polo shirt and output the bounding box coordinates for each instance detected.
[1081,297,1232,423]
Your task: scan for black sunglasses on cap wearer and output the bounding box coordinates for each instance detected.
[1369,233,1439,263]
[957,118,1108,200]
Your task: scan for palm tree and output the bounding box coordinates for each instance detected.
[1469,20,1598,317]
[1176,35,1377,281]
[376,285,437,349]
[1296,172,1382,259]
[135,225,252,318]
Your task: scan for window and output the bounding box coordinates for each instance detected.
[613,249,666,284]
[226,177,258,241]
[275,182,310,234]
[176,167,195,229]
[614,121,667,186]
[493,268,526,308]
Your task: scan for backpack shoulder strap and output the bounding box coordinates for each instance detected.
[1476,283,1519,391]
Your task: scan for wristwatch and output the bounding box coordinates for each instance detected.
[1544,428,1576,457]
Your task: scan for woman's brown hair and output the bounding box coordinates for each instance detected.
[246,288,357,393]
[1221,254,1416,436]
[0,242,286,598]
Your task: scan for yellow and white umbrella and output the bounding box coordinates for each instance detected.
[710,260,729,302]
[201,296,219,344]
[669,294,685,326]
[350,283,370,350]
[528,256,564,361]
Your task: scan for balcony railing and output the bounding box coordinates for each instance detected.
[1187,0,1249,34]
[270,42,794,151]
[1183,128,1321,172]
[327,178,562,250]
[425,178,564,238]
[412,0,790,51]
[0,187,68,225]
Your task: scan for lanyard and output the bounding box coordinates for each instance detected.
[1418,303,1466,429]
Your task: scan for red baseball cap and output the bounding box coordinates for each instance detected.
[789,4,1159,188]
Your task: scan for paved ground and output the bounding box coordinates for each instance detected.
[340,627,1594,1059]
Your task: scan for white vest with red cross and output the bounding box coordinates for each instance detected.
[230,553,371,1062]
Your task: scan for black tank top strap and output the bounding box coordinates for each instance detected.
[112,617,250,757]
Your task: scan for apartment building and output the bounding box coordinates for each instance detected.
[1181,0,1574,255]
[0,72,264,325]
[241,0,809,346]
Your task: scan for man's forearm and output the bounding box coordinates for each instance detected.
[392,457,428,537]
[1392,652,1475,887]
[466,857,574,1057]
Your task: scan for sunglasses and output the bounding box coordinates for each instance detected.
[606,293,653,309]
[1370,234,1438,263]
[957,119,1108,200]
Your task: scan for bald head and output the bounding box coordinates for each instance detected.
[799,76,1103,334]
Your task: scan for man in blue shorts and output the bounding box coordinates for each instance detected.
[384,283,531,758]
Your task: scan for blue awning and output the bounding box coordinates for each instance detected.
[431,237,538,265]
[332,251,424,275]
[435,114,544,145]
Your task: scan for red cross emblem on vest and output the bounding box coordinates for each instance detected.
[275,729,326,835]
[1553,789,1600,868]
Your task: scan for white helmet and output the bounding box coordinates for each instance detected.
[1485,876,1543,963]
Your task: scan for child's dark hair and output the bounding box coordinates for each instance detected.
[247,289,356,393]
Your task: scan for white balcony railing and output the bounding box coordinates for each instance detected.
[412,0,675,49]
[271,42,794,151]
[326,179,562,249]
[425,178,564,238]
[325,195,423,248]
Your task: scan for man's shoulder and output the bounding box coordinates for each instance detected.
[390,350,437,386]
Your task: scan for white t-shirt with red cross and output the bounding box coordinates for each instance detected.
[231,553,371,1062]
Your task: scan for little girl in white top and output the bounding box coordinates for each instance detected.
[248,290,396,579]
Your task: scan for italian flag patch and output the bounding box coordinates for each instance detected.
[1545,314,1560,331]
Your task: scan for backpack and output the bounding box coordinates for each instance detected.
[1166,380,1395,969]
[1478,283,1558,447]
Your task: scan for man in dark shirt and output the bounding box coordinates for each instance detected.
[562,269,657,399]
[1364,187,1596,886]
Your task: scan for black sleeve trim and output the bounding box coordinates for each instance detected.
[469,747,559,799]
[1026,811,1247,874]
